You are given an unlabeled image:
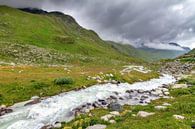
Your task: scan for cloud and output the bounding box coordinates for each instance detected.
[0,0,195,49]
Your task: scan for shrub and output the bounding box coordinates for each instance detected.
[54,77,74,85]
[55,35,75,44]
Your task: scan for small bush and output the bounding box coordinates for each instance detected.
[55,35,75,44]
[54,77,74,85]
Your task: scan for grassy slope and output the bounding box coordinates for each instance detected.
[107,41,190,61]
[177,48,195,62]
[107,41,153,61]
[0,6,139,65]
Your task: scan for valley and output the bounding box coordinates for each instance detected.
[0,5,194,129]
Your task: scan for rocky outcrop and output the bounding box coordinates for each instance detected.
[0,43,95,65]
[160,61,194,78]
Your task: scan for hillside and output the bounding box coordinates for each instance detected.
[106,41,154,61]
[0,6,141,65]
[176,48,195,62]
[189,48,195,54]
[106,41,190,61]
[138,42,190,60]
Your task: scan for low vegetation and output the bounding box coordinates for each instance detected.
[54,77,74,85]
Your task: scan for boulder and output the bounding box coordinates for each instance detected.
[1,105,6,108]
[108,102,122,112]
[86,124,107,129]
[111,80,118,84]
[101,114,114,121]
[162,103,171,106]
[173,115,185,120]
[155,106,167,110]
[138,89,144,93]
[172,84,188,89]
[31,96,40,101]
[151,89,163,96]
[24,99,40,106]
[137,111,155,117]
[109,119,116,124]
[164,92,170,96]
[110,111,120,116]
[53,122,62,128]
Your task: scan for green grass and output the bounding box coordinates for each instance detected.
[0,65,158,106]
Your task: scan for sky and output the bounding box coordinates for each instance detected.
[0,0,195,50]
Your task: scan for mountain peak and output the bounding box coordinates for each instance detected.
[19,8,48,14]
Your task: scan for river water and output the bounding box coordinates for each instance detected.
[0,74,176,129]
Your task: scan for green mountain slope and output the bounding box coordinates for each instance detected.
[107,41,190,61]
[106,41,154,61]
[0,6,141,65]
[177,48,195,62]
[139,47,188,60]
[189,48,195,54]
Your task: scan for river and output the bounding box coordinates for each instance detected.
[0,74,176,129]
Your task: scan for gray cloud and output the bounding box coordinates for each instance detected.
[0,0,195,48]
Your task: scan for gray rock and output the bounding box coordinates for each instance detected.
[108,102,122,112]
[155,106,167,110]
[101,114,114,121]
[110,111,120,116]
[162,103,171,106]
[53,122,62,128]
[137,111,155,117]
[31,96,40,101]
[109,119,116,124]
[173,115,185,120]
[172,84,188,89]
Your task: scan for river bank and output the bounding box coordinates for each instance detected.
[0,74,175,129]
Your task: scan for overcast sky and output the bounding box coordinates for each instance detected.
[1,0,195,49]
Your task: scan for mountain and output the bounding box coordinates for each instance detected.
[0,6,141,65]
[106,41,191,61]
[138,42,190,59]
[0,6,190,64]
[177,48,195,62]
[106,41,157,61]
[188,48,195,54]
